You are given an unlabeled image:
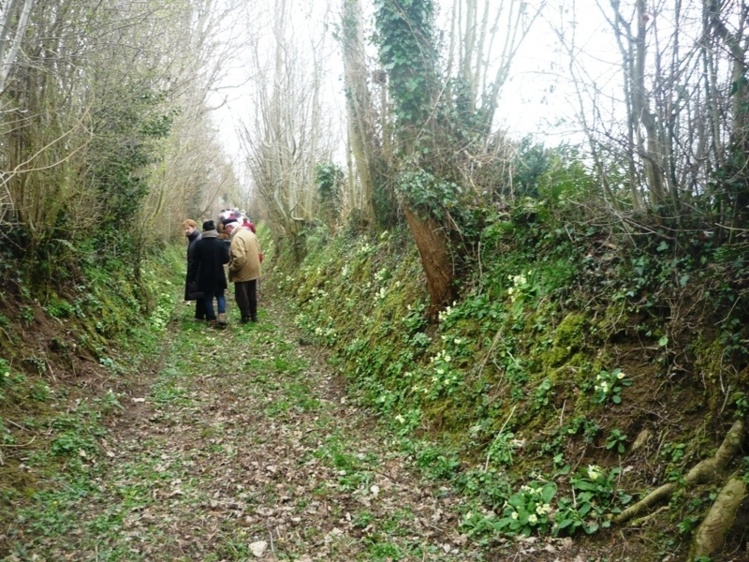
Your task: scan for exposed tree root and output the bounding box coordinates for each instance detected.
[689,476,747,561]
[614,420,745,525]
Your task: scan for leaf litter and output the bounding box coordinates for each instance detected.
[3,297,605,562]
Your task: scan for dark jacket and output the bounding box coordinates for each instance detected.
[190,230,229,294]
[184,229,202,300]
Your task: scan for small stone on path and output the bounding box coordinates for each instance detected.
[249,540,267,558]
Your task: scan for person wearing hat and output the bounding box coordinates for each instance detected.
[224,219,262,323]
[182,219,207,321]
[189,219,230,328]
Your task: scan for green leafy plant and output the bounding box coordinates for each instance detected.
[485,431,520,467]
[593,368,632,404]
[661,442,687,463]
[50,430,97,457]
[733,392,749,416]
[677,516,701,535]
[605,429,628,454]
[19,305,35,324]
[414,444,460,480]
[554,465,632,536]
[30,381,51,402]
[456,468,512,507]
[496,481,557,536]
[95,389,124,414]
[46,298,74,319]
[534,378,552,409]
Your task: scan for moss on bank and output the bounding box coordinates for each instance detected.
[0,248,183,537]
[283,213,749,560]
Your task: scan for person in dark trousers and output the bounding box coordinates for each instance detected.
[224,219,262,323]
[182,219,206,321]
[189,220,230,328]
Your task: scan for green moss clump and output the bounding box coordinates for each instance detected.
[543,313,588,368]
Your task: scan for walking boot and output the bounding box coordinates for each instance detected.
[217,313,227,328]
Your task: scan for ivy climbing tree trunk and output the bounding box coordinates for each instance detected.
[375,0,456,316]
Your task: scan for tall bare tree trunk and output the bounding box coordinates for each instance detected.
[706,0,749,239]
[342,0,377,228]
[0,0,33,93]
[632,0,666,207]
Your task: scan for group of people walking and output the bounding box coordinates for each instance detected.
[182,211,263,328]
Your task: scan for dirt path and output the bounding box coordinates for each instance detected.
[6,296,504,561]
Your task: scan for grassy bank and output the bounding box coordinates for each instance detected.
[283,208,749,560]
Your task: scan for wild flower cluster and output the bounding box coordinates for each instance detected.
[150,290,173,331]
[507,270,533,302]
[313,325,337,345]
[593,368,632,404]
[356,242,374,256]
[309,287,329,301]
[586,464,604,480]
[437,302,457,323]
[554,464,632,535]
[428,349,462,395]
[374,268,389,282]
[496,481,557,535]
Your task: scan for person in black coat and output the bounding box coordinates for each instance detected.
[182,219,207,321]
[189,220,230,328]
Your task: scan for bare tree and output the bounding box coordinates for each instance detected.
[445,0,544,135]
[239,0,337,259]
[341,0,380,228]
[549,0,748,236]
[0,0,34,94]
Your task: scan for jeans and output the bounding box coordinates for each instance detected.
[202,291,226,320]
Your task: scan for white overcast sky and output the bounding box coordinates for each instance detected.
[208,0,630,168]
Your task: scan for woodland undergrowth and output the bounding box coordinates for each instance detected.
[0,247,181,540]
[284,200,749,561]
[1,205,748,561]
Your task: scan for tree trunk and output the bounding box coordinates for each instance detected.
[342,0,377,228]
[402,206,455,317]
[633,0,666,207]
